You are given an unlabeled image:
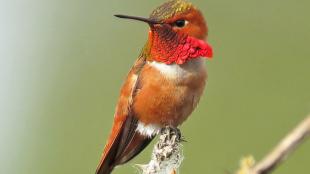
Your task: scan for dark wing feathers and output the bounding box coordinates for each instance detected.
[116,132,153,165]
[96,57,154,174]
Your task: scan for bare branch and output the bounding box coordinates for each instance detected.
[249,116,310,174]
[140,116,310,174]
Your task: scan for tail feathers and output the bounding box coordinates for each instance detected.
[96,132,154,174]
[96,116,154,174]
[95,134,120,174]
[96,164,114,174]
[96,116,124,174]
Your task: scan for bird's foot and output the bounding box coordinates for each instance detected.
[160,126,181,143]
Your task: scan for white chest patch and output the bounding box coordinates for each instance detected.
[136,122,161,137]
[148,58,206,79]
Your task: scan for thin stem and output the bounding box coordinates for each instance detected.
[250,116,310,174]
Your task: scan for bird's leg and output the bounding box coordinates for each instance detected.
[160,126,182,144]
[161,126,187,143]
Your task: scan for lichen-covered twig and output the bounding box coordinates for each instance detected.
[139,127,183,174]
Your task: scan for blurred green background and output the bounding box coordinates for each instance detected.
[1,0,310,174]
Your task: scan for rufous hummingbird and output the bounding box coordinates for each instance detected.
[96,0,213,173]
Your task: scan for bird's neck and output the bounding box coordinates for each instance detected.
[141,28,212,65]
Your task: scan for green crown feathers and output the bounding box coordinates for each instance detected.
[150,0,194,22]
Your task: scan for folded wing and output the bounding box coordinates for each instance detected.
[96,57,154,174]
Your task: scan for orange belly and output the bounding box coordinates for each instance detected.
[133,59,207,127]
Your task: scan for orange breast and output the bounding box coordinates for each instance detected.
[133,59,207,127]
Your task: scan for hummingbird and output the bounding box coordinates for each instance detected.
[96,0,213,173]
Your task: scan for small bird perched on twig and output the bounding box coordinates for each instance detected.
[96,0,213,173]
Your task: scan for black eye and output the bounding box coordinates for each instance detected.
[174,20,187,28]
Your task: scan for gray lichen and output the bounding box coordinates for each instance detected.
[139,127,184,174]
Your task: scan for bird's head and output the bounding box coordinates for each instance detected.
[115,0,213,65]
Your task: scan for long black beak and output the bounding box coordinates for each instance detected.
[114,14,162,25]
